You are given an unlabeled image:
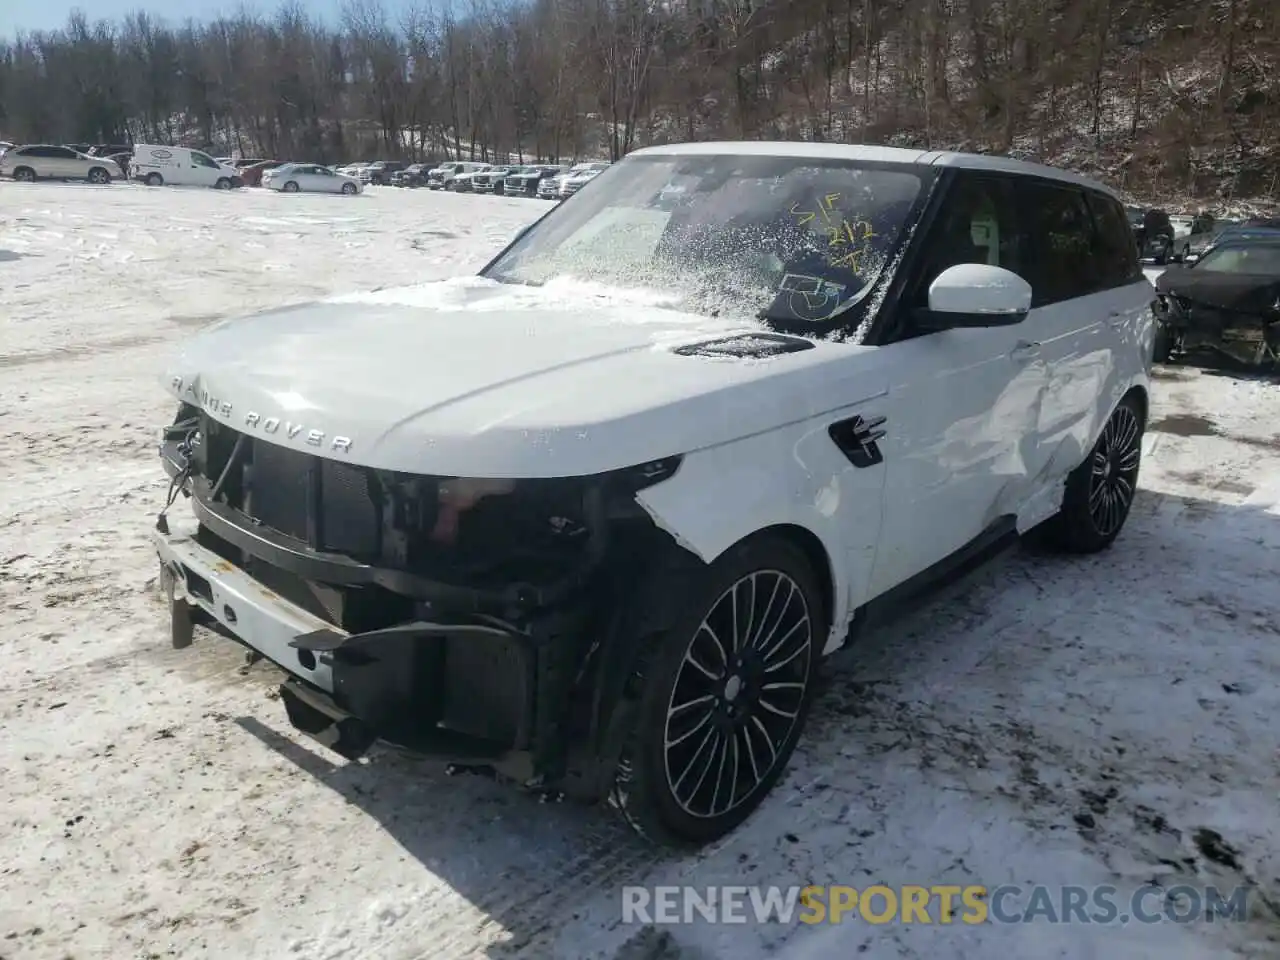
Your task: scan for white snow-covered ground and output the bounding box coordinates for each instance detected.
[2,182,1279,960]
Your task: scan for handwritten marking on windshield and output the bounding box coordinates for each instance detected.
[790,194,878,272]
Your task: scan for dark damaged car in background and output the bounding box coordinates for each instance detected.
[1153,229,1280,367]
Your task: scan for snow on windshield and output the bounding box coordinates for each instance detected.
[483,155,923,329]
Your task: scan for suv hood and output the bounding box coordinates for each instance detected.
[163,277,882,478]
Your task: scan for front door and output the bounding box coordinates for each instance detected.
[866,173,1049,598]
[189,150,221,187]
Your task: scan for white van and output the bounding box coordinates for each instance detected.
[132,145,240,189]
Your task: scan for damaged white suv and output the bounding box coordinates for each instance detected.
[153,142,1155,846]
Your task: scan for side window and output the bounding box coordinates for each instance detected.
[51,147,78,159]
[910,174,1026,309]
[1087,192,1142,288]
[1017,181,1103,306]
[191,152,218,168]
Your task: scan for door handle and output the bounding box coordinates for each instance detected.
[1010,340,1041,361]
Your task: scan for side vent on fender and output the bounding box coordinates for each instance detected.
[829,415,887,469]
[671,333,815,359]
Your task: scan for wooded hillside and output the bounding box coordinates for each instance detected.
[1,0,1276,201]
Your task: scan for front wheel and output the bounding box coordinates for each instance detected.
[341,182,357,195]
[87,167,111,184]
[1041,394,1145,553]
[611,535,823,846]
[214,177,232,190]
[13,167,36,182]
[282,181,299,193]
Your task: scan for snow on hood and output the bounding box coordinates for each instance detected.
[163,277,878,478]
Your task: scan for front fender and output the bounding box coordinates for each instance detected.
[634,409,888,654]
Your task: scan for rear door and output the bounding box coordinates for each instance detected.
[48,146,83,178]
[1013,180,1131,494]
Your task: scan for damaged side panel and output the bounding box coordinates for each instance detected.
[633,411,888,655]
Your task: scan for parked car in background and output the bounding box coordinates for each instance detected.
[1132,207,1175,264]
[338,162,373,181]
[471,165,520,194]
[1,144,124,183]
[361,160,406,186]
[238,160,287,187]
[538,161,611,199]
[504,164,568,198]
[449,164,495,192]
[1153,231,1280,367]
[133,145,241,189]
[391,164,431,188]
[89,143,132,158]
[1168,213,1217,261]
[262,163,362,195]
[426,161,490,190]
[152,141,1154,848]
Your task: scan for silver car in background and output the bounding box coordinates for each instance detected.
[1,144,125,184]
[262,163,363,195]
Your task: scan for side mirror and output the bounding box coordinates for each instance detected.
[915,263,1033,330]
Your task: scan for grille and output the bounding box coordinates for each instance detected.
[200,416,381,559]
[249,440,312,541]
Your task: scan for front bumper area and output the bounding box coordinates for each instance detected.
[155,524,544,773]
[1154,295,1280,366]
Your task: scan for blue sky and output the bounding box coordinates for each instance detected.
[1,0,430,38]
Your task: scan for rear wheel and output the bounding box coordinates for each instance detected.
[283,181,299,193]
[1042,394,1145,553]
[145,172,163,186]
[611,535,823,846]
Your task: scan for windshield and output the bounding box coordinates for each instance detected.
[482,153,925,329]
[1193,243,1280,275]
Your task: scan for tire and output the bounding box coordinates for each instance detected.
[87,167,110,184]
[611,534,824,846]
[214,177,232,190]
[341,182,356,195]
[1041,393,1145,554]
[283,181,299,193]
[145,172,163,186]
[12,167,35,182]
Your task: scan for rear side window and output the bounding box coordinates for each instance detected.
[1087,192,1142,288]
[1016,181,1104,306]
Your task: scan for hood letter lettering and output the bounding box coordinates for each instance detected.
[189,398,352,454]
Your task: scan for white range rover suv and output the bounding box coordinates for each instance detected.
[153,141,1155,846]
